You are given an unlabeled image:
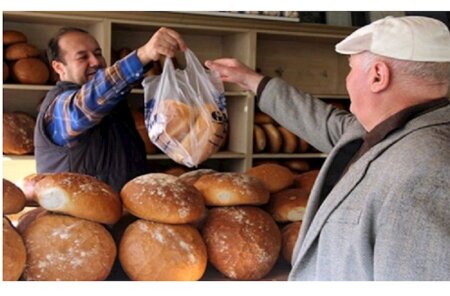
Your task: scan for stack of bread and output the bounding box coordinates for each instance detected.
[119,173,208,280]
[12,172,120,281]
[3,30,49,84]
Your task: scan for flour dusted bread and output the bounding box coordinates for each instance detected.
[193,172,270,206]
[17,173,50,205]
[120,173,206,224]
[3,218,27,281]
[245,163,294,193]
[3,178,26,215]
[119,219,207,281]
[22,214,116,281]
[34,172,122,224]
[3,111,35,155]
[281,221,302,264]
[202,206,281,280]
[178,168,216,185]
[267,188,309,222]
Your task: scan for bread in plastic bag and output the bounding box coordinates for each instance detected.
[142,49,228,167]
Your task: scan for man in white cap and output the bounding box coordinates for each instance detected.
[205,16,450,280]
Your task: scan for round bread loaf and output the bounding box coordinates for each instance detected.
[163,166,189,177]
[22,214,116,281]
[5,43,40,61]
[298,137,310,153]
[34,172,122,224]
[119,219,207,281]
[281,221,302,264]
[282,159,311,173]
[193,172,270,206]
[253,124,266,152]
[178,168,216,185]
[3,62,9,82]
[120,173,206,224]
[3,112,35,155]
[16,207,49,235]
[3,217,27,281]
[254,111,273,124]
[3,30,27,46]
[278,126,297,153]
[261,123,282,153]
[3,178,26,215]
[293,169,320,192]
[11,58,49,84]
[245,163,294,193]
[267,188,309,222]
[131,109,158,154]
[17,173,51,206]
[202,206,281,280]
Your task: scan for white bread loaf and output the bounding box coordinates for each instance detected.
[3,217,27,281]
[34,172,122,224]
[22,214,116,281]
[3,112,35,155]
[267,188,309,222]
[193,172,270,206]
[202,206,281,280]
[119,219,207,281]
[3,178,26,215]
[120,173,206,224]
[245,163,294,193]
[281,221,302,264]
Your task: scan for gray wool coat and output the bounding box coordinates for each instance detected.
[258,78,450,281]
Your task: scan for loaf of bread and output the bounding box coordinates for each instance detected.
[119,219,207,281]
[34,172,122,225]
[3,217,27,281]
[11,58,49,84]
[5,43,40,61]
[120,173,206,224]
[3,111,35,155]
[17,173,51,206]
[245,163,294,193]
[282,159,311,173]
[281,221,302,264]
[267,188,309,222]
[254,111,274,124]
[253,124,266,152]
[3,30,27,46]
[298,137,310,153]
[261,123,282,153]
[3,178,26,215]
[22,213,116,281]
[16,207,49,235]
[193,172,270,206]
[202,206,281,280]
[163,166,189,177]
[131,109,158,154]
[293,169,320,192]
[278,126,297,153]
[178,168,216,185]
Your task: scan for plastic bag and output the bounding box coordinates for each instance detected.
[142,49,228,167]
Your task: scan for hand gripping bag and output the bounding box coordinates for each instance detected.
[142,49,228,167]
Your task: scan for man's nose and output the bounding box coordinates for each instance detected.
[88,53,102,67]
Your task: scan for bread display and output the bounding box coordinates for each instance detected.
[253,124,266,152]
[202,206,281,280]
[3,178,26,215]
[278,126,297,153]
[267,188,309,222]
[119,219,207,281]
[11,58,49,84]
[245,163,294,193]
[22,213,116,281]
[131,109,158,154]
[281,221,302,264]
[3,217,27,281]
[193,172,270,206]
[3,30,27,46]
[293,169,320,192]
[3,111,35,155]
[5,43,40,61]
[120,173,206,224]
[178,168,216,185]
[34,172,122,224]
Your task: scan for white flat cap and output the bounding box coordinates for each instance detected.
[335,16,450,62]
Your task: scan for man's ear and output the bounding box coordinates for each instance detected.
[369,61,390,93]
[51,60,65,78]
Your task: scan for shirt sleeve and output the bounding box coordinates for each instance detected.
[45,50,144,147]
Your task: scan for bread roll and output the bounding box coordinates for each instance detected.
[3,178,26,215]
[131,109,158,154]
[253,124,266,152]
[3,62,9,82]
[178,168,216,185]
[11,58,49,84]
[120,173,206,224]
[202,206,281,280]
[3,218,27,281]
[282,159,311,173]
[261,123,282,153]
[281,221,302,264]
[293,169,320,192]
[17,173,50,206]
[16,207,49,235]
[34,172,122,225]
[193,172,270,206]
[278,126,297,153]
[22,214,116,281]
[119,220,207,281]
[3,111,35,155]
[3,30,27,46]
[267,188,309,222]
[245,163,294,193]
[254,111,273,124]
[5,43,40,61]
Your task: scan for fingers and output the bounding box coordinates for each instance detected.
[153,27,187,57]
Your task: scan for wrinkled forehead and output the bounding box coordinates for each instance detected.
[58,31,101,55]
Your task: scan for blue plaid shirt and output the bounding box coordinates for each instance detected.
[45,51,144,147]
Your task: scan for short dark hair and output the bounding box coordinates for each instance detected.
[47,27,90,64]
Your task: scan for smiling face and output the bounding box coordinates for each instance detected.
[52,31,106,85]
